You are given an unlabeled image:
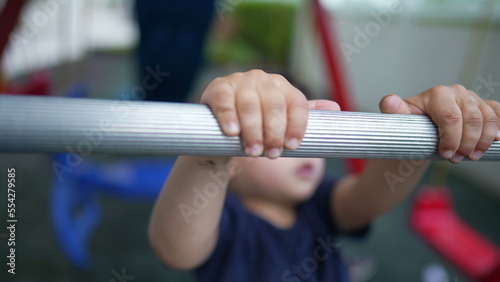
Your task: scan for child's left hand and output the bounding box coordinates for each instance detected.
[379,84,500,163]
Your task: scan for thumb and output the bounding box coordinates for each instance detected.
[379,94,424,115]
[308,99,341,111]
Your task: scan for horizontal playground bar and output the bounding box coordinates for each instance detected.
[0,95,499,160]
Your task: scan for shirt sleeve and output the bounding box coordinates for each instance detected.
[307,176,371,240]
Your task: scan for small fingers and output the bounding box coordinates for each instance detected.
[235,88,264,157]
[485,100,500,141]
[308,99,341,111]
[429,86,498,163]
[259,87,288,158]
[468,99,498,160]
[436,106,463,162]
[425,88,463,161]
[453,96,483,163]
[283,89,309,151]
[202,81,240,136]
[202,70,311,159]
[379,95,407,114]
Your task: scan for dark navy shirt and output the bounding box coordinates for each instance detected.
[195,177,369,282]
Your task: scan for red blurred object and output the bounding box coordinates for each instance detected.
[0,0,27,59]
[311,0,365,174]
[0,0,49,96]
[2,71,50,96]
[411,187,500,282]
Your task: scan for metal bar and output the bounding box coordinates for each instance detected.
[0,95,499,160]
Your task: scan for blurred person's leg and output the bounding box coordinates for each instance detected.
[135,0,214,102]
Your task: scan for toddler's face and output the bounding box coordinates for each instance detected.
[229,157,326,205]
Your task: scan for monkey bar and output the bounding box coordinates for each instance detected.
[0,95,499,160]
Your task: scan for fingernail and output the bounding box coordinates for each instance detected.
[497,130,500,139]
[245,144,262,157]
[469,151,483,161]
[286,138,300,150]
[225,122,239,135]
[267,148,281,159]
[441,150,454,160]
[451,154,465,163]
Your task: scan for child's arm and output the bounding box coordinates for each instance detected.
[148,70,334,269]
[148,155,231,269]
[332,85,500,232]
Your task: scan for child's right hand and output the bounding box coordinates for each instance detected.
[200,70,340,159]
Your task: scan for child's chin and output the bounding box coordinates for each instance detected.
[285,187,317,203]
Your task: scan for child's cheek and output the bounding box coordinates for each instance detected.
[263,167,290,188]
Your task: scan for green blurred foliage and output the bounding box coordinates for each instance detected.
[207,1,297,68]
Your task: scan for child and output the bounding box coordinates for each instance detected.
[149,70,500,281]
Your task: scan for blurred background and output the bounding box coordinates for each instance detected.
[0,0,500,281]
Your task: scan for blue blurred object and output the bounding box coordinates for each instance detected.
[51,154,102,269]
[50,84,175,269]
[73,158,174,200]
[51,155,174,268]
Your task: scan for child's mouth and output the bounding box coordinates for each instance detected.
[296,163,315,179]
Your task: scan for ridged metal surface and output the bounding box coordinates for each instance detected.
[0,95,499,160]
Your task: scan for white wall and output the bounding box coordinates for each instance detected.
[1,0,137,79]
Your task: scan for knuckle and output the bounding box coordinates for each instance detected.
[264,120,285,134]
[211,77,225,84]
[487,100,500,113]
[239,102,259,115]
[215,104,234,116]
[268,101,286,113]
[212,84,233,100]
[464,97,477,108]
[429,85,448,96]
[467,90,480,99]
[450,83,467,92]
[247,69,266,77]
[488,100,500,107]
[485,114,499,125]
[270,74,288,85]
[464,113,483,127]
[440,111,461,126]
[270,73,285,81]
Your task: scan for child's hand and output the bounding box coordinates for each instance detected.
[201,70,339,159]
[379,84,500,163]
